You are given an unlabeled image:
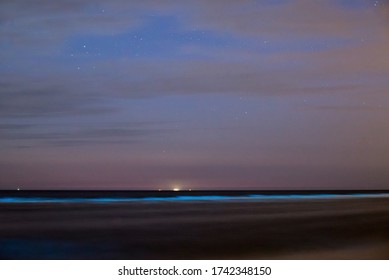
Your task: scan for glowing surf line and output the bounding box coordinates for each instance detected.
[0,193,388,203]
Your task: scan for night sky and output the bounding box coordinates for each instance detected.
[1,0,388,190]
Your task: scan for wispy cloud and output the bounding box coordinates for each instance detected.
[1,0,388,189]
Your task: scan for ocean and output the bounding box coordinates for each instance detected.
[1,190,389,259]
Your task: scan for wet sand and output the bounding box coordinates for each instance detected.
[1,196,389,259]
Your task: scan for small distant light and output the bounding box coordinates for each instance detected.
[17,187,20,191]
[158,189,162,191]
[173,188,180,192]
[189,189,192,191]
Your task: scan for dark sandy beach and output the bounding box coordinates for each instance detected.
[1,196,389,259]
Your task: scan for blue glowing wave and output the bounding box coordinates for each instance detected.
[0,193,388,203]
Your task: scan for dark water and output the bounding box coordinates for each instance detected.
[1,190,388,202]
[1,191,389,259]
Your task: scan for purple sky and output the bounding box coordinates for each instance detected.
[1,0,389,190]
